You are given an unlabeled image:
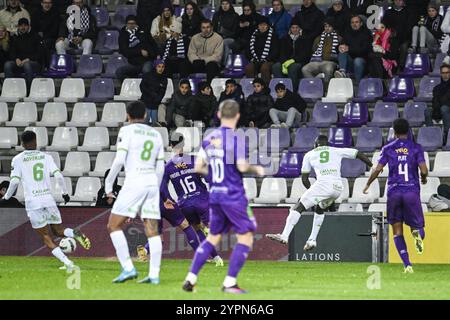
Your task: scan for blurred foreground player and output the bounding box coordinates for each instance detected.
[364,119,428,273]
[266,135,372,250]
[183,100,265,294]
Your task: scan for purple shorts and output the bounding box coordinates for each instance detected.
[160,202,185,227]
[387,191,425,228]
[180,202,210,226]
[209,201,257,235]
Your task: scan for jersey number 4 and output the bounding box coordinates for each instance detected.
[398,163,409,182]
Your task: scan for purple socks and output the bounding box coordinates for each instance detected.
[189,241,216,275]
[183,225,200,250]
[227,243,250,278]
[419,228,425,240]
[393,235,411,267]
[196,229,219,258]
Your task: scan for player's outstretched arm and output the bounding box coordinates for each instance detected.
[236,159,265,176]
[301,173,311,189]
[363,164,384,194]
[3,178,19,200]
[54,171,70,203]
[419,162,428,184]
[356,151,373,169]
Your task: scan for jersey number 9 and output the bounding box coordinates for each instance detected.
[319,151,329,163]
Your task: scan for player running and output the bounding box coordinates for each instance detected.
[0,131,90,271]
[182,100,264,294]
[137,136,224,266]
[106,101,165,284]
[364,119,427,273]
[266,135,372,250]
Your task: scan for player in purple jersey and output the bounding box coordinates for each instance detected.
[182,100,265,294]
[364,119,428,273]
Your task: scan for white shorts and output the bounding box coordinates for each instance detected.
[111,185,160,220]
[300,180,343,210]
[27,206,62,229]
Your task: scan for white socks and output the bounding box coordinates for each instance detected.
[186,272,198,285]
[52,247,72,266]
[110,230,134,272]
[281,209,301,240]
[223,276,237,288]
[148,236,162,279]
[308,213,325,242]
[63,228,74,238]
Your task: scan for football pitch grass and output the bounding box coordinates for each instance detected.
[1,256,450,300]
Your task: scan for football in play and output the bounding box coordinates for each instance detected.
[59,237,77,254]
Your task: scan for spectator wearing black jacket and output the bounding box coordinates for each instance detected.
[217,79,244,125]
[270,83,306,128]
[96,170,121,207]
[164,79,193,127]
[410,2,442,54]
[334,15,372,83]
[272,21,310,91]
[161,22,190,78]
[0,181,24,208]
[0,26,9,73]
[231,1,262,54]
[4,18,43,89]
[116,15,159,81]
[326,0,351,35]
[243,77,273,128]
[293,0,325,51]
[344,0,373,18]
[55,0,97,55]
[212,0,239,66]
[181,1,205,39]
[245,15,279,85]
[425,64,450,140]
[137,0,164,32]
[140,59,168,125]
[187,81,217,126]
[31,0,59,67]
[383,0,410,69]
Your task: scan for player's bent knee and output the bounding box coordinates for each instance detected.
[236,232,254,247]
[206,233,221,246]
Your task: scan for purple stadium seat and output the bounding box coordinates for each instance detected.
[188,78,204,95]
[403,101,427,126]
[430,52,446,77]
[338,102,369,127]
[341,158,366,178]
[112,5,137,29]
[103,54,128,78]
[264,127,291,153]
[352,78,384,102]
[223,54,248,78]
[289,127,320,152]
[92,6,109,28]
[355,127,383,152]
[174,6,184,17]
[414,76,440,102]
[275,151,303,178]
[95,30,119,55]
[386,127,414,143]
[72,55,103,78]
[328,127,353,148]
[417,127,443,151]
[401,54,431,77]
[289,6,300,17]
[307,102,337,127]
[239,78,254,97]
[269,78,293,98]
[259,6,272,16]
[384,77,415,102]
[369,102,399,127]
[201,7,215,20]
[82,78,115,103]
[443,131,450,151]
[298,78,323,102]
[44,54,74,78]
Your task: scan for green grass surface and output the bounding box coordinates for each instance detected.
[0,256,449,299]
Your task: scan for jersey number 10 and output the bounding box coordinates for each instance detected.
[211,158,224,183]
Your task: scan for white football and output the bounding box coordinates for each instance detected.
[59,237,77,254]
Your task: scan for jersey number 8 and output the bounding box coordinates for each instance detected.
[141,140,154,161]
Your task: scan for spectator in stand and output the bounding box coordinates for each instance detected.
[245,15,279,85]
[243,77,273,128]
[181,1,205,39]
[164,79,193,127]
[0,181,24,208]
[344,0,373,18]
[4,18,43,89]
[367,20,400,78]
[187,19,223,83]
[425,64,450,142]
[212,0,239,66]
[410,2,443,54]
[302,18,340,84]
[383,0,410,70]
[326,0,351,35]
[217,78,244,125]
[0,26,10,73]
[30,0,60,68]
[0,0,31,34]
[405,0,430,33]
[137,0,164,32]
[161,22,190,78]
[187,81,217,127]
[151,1,182,49]
[96,169,121,207]
[116,15,158,81]
[293,0,325,51]
[272,21,311,91]
[270,83,306,128]
[440,6,450,54]
[334,14,372,83]
[231,1,262,54]
[55,0,97,55]
[268,0,291,39]
[140,59,168,125]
